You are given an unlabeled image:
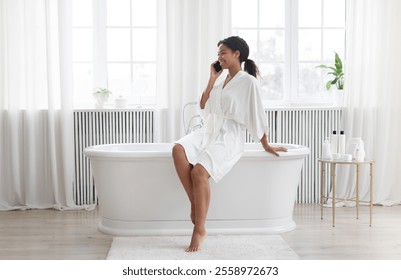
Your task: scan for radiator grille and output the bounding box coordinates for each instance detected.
[73,108,342,205]
[73,110,154,205]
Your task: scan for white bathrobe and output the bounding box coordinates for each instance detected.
[175,71,268,182]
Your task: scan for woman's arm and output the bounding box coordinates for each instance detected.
[200,62,222,109]
[200,78,216,109]
[260,134,287,156]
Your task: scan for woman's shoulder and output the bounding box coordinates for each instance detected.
[237,71,259,86]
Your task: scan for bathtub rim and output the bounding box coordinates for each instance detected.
[84,142,310,159]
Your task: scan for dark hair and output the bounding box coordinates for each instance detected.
[218,36,260,78]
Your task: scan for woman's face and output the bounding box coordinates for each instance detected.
[217,44,240,70]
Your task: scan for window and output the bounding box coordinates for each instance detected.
[72,0,346,108]
[72,0,157,108]
[232,0,346,106]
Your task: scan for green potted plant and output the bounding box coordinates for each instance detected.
[316,52,344,90]
[93,88,112,108]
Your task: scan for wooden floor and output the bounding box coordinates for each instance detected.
[0,204,400,260]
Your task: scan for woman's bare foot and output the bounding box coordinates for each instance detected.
[185,227,207,252]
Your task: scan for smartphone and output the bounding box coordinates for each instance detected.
[213,61,222,72]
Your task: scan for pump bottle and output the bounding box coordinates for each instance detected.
[330,130,338,154]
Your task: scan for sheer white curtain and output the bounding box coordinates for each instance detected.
[0,0,90,210]
[337,0,401,205]
[155,0,231,142]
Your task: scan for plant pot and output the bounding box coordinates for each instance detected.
[94,94,109,109]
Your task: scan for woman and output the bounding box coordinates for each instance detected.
[172,36,287,252]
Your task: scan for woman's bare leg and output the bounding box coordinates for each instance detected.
[186,164,210,252]
[172,144,196,224]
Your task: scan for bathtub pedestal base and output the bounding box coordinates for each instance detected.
[98,217,296,236]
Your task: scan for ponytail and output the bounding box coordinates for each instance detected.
[218,36,261,78]
[244,58,260,78]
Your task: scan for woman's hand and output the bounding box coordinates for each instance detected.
[260,134,287,156]
[264,145,288,157]
[210,61,223,78]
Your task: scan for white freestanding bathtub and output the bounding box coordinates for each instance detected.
[84,143,309,236]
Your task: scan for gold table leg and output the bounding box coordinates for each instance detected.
[356,164,360,219]
[331,163,336,227]
[321,162,325,220]
[370,163,374,226]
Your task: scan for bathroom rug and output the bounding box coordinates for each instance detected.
[106,235,299,260]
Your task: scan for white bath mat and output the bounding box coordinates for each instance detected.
[106,235,299,260]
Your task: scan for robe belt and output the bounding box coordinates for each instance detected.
[200,113,229,149]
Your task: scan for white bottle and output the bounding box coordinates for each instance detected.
[353,148,360,161]
[330,130,338,154]
[338,131,346,155]
[322,138,332,159]
[351,137,365,161]
[354,147,365,161]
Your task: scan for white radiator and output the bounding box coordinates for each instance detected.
[73,109,154,205]
[73,107,342,205]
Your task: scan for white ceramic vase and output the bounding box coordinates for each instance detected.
[94,94,109,109]
[350,138,365,161]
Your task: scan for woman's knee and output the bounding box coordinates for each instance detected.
[172,144,184,160]
[191,164,209,184]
